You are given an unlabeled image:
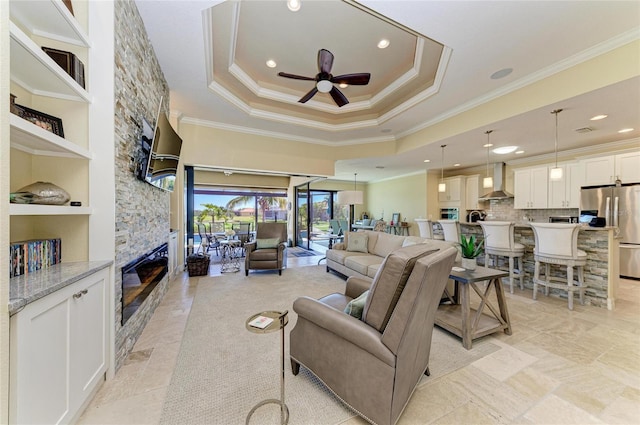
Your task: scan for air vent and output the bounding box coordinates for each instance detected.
[574,126,594,133]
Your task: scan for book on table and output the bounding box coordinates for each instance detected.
[249,315,274,329]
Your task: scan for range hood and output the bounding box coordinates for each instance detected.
[479,162,513,200]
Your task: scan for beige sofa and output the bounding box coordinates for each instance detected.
[326,230,458,280]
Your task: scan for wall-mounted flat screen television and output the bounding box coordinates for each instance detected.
[138,98,183,192]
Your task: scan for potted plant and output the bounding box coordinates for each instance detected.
[459,234,484,270]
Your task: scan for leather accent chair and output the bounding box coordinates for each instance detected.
[290,244,458,425]
[244,222,287,276]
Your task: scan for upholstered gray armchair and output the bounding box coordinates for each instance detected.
[244,222,287,276]
[290,244,457,425]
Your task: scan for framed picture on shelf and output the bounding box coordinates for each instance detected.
[17,104,64,138]
[392,213,401,225]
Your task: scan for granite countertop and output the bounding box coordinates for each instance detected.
[459,222,616,231]
[9,260,113,316]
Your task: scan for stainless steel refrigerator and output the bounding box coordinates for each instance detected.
[580,184,640,279]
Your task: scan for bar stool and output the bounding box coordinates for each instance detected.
[479,221,525,294]
[437,220,460,243]
[530,223,587,310]
[415,219,434,239]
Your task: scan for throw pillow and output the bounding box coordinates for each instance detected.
[347,232,368,253]
[344,290,369,319]
[256,238,279,249]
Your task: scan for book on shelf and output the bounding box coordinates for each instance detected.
[248,315,274,329]
[9,238,62,278]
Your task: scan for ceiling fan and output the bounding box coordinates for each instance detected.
[277,49,371,107]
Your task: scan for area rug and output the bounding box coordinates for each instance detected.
[159,265,500,425]
[286,247,320,257]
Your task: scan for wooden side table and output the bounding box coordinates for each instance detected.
[245,310,289,425]
[435,266,512,349]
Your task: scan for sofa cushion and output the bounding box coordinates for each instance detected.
[362,244,438,332]
[344,290,369,319]
[347,232,369,253]
[326,248,369,266]
[249,249,278,261]
[367,263,382,278]
[345,255,385,276]
[372,232,405,258]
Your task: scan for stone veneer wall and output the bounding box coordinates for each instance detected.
[113,0,171,370]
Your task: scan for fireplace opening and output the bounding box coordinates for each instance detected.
[121,243,168,325]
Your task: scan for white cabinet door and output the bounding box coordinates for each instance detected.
[70,272,107,411]
[615,151,640,184]
[438,177,463,203]
[514,167,548,209]
[465,175,482,210]
[582,156,615,186]
[10,295,71,425]
[548,163,581,208]
[10,269,108,424]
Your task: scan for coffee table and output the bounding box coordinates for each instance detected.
[245,310,289,425]
[435,265,512,349]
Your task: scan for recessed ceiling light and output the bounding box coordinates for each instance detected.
[490,68,513,80]
[423,159,430,163]
[515,150,524,154]
[377,39,390,49]
[483,143,493,148]
[454,163,461,167]
[492,146,518,154]
[618,128,634,133]
[266,59,276,68]
[287,0,301,12]
[590,114,608,121]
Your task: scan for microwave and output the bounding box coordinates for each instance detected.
[440,208,459,220]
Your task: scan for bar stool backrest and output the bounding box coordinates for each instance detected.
[479,221,516,251]
[438,220,460,243]
[530,223,581,259]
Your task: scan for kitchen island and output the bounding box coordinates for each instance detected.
[436,222,620,310]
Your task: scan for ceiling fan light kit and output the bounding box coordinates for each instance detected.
[278,49,371,107]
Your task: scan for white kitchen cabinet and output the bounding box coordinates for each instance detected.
[548,163,581,208]
[438,176,464,203]
[465,175,486,210]
[581,152,640,186]
[10,268,109,425]
[615,151,640,184]
[514,167,548,209]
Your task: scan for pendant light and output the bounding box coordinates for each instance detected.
[483,130,494,189]
[549,109,563,181]
[438,145,447,193]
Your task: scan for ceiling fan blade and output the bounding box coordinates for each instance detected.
[278,72,315,81]
[318,49,334,74]
[329,86,349,107]
[299,87,318,103]
[331,73,371,85]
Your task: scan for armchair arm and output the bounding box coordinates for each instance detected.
[293,296,394,366]
[245,241,257,254]
[345,276,372,299]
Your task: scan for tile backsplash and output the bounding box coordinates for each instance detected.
[479,198,579,223]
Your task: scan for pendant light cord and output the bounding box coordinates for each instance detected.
[552,109,563,168]
[485,130,492,176]
[440,145,446,182]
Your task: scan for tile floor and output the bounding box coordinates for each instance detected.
[78,251,640,425]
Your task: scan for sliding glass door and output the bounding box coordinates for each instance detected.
[295,183,339,251]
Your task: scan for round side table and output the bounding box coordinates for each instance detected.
[245,310,289,425]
